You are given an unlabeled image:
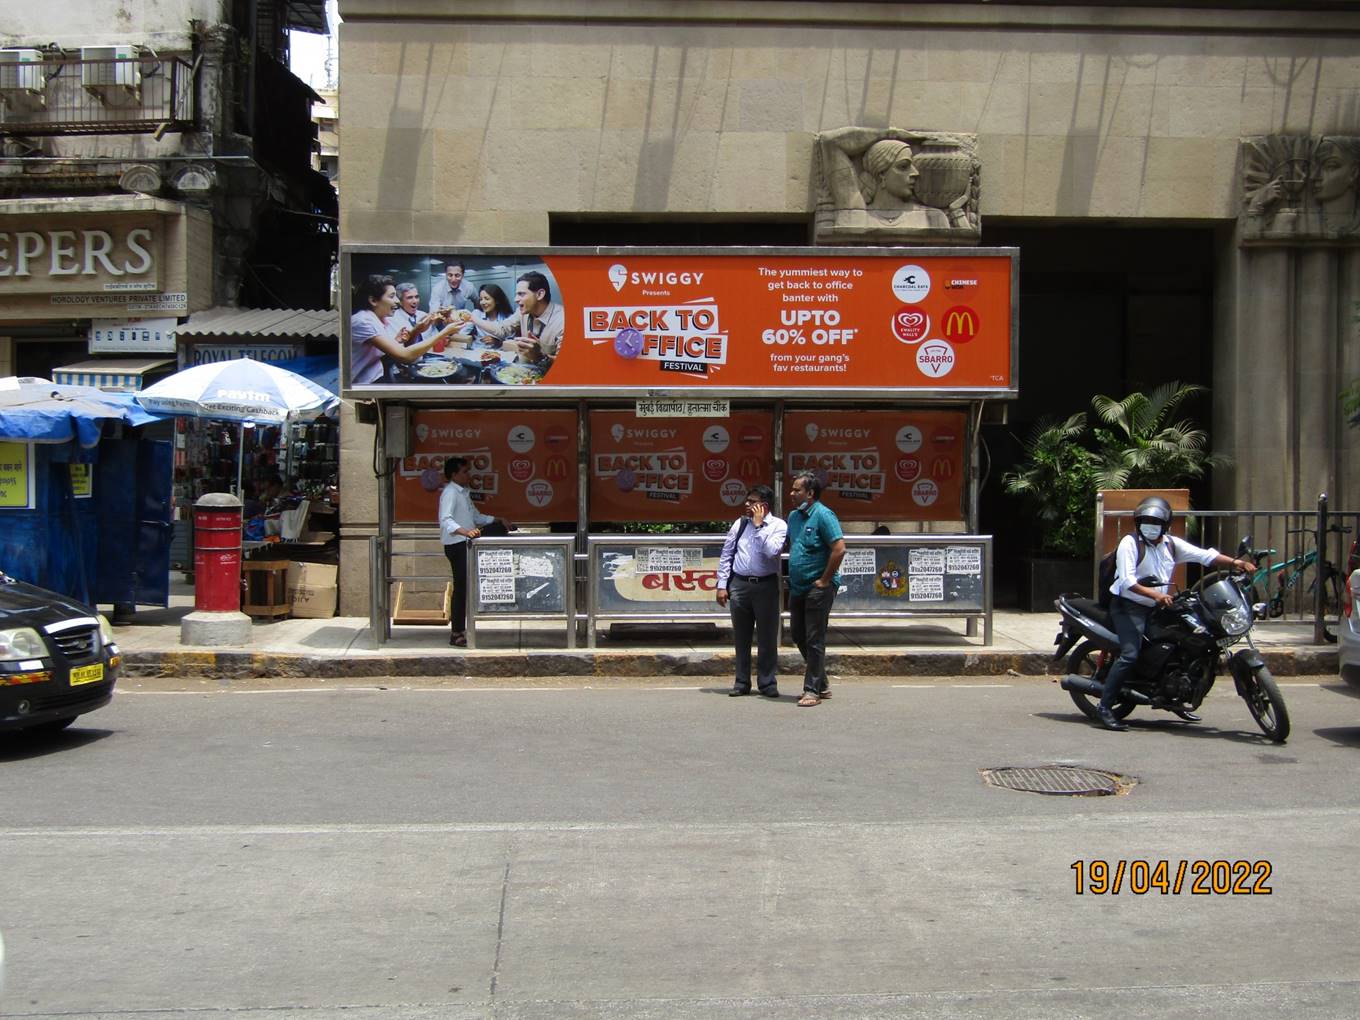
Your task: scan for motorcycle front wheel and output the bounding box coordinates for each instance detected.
[1241,664,1290,743]
[1067,641,1135,721]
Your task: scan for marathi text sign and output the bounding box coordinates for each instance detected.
[394,409,577,523]
[344,249,1014,396]
[0,442,32,508]
[783,410,966,522]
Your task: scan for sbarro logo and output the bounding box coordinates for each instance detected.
[525,479,554,508]
[507,425,535,453]
[891,265,931,303]
[720,479,747,507]
[911,479,940,507]
[916,339,955,378]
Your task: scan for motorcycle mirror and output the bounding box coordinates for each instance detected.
[1253,602,1269,620]
[1237,535,1253,557]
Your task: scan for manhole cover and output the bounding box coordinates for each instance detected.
[980,765,1132,796]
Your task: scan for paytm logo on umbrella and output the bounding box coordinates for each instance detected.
[214,388,273,404]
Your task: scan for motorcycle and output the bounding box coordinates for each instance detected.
[1052,537,1290,743]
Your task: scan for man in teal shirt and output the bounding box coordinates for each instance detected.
[786,471,846,706]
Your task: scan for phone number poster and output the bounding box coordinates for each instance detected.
[589,411,774,522]
[345,251,1013,394]
[394,410,578,523]
[783,410,966,521]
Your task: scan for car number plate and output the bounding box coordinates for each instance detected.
[69,663,103,686]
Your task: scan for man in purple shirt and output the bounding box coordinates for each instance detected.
[716,484,788,697]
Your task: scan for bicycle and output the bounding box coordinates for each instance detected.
[1245,526,1347,619]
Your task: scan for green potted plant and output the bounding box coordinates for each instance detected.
[1003,412,1101,609]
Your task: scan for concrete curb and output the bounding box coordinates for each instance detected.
[121,646,1338,682]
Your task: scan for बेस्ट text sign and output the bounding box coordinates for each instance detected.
[343,250,1014,396]
[589,410,774,522]
[784,410,967,521]
[394,409,578,523]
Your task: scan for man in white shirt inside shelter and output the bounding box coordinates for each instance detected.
[439,456,513,647]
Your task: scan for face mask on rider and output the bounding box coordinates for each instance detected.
[1139,522,1165,542]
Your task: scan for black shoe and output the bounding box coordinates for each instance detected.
[759,688,780,698]
[728,687,750,697]
[1173,709,1202,722]
[1096,705,1129,731]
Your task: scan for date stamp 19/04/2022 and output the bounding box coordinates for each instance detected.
[1071,859,1273,896]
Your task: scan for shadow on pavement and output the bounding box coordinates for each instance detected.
[0,727,113,762]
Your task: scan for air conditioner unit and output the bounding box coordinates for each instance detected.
[80,44,140,104]
[0,49,45,112]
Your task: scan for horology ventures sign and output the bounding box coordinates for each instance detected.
[343,247,1016,399]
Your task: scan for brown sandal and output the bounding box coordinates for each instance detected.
[797,692,820,707]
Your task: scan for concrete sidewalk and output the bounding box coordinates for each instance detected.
[110,586,1339,680]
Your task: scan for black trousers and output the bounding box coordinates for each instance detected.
[789,584,835,694]
[728,575,780,693]
[444,541,468,635]
[1101,596,1150,708]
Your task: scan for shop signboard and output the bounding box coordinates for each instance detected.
[394,409,578,523]
[783,409,966,522]
[89,316,178,354]
[342,248,1016,398]
[588,410,774,522]
[184,344,302,367]
[0,219,161,295]
[0,442,33,508]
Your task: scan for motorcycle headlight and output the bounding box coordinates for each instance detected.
[0,627,48,662]
[1218,604,1253,637]
[98,614,115,645]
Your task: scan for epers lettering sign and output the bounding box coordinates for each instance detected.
[343,248,1015,397]
[0,220,161,295]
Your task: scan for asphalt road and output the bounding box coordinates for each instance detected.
[2,677,1359,1018]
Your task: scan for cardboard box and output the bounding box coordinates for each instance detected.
[287,561,338,618]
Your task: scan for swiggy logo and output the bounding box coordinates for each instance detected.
[941,305,978,344]
[544,456,572,481]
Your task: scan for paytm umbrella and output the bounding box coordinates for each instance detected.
[137,358,339,493]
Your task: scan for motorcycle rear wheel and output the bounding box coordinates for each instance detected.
[1067,641,1135,721]
[1241,664,1290,743]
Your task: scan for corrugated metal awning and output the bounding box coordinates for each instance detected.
[53,358,176,393]
[176,307,338,341]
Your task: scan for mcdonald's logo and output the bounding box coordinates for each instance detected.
[941,305,978,344]
[738,455,763,482]
[930,457,955,481]
[544,455,572,480]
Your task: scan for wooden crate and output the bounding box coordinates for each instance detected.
[392,582,452,625]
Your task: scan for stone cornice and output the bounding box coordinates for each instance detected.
[338,1,1360,36]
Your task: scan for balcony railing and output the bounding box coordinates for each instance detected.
[0,56,196,137]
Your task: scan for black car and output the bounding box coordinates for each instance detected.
[0,571,119,735]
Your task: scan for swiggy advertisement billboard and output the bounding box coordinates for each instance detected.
[394,410,578,523]
[344,249,1015,397]
[784,410,966,521]
[589,410,774,522]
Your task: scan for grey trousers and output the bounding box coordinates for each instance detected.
[728,575,780,692]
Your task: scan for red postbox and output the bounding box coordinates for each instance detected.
[194,493,243,612]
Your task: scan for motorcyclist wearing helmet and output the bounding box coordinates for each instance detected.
[1096,495,1254,731]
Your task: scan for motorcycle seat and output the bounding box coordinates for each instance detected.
[1064,596,1112,628]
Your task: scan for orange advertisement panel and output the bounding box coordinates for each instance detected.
[344,250,1014,396]
[783,410,967,522]
[394,410,578,524]
[589,410,775,522]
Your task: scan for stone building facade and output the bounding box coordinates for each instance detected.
[334,0,1360,612]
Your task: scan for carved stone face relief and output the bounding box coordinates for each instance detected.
[813,127,980,244]
[1241,135,1360,242]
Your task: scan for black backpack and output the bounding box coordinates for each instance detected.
[1096,533,1148,608]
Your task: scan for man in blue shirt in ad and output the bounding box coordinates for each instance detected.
[716,484,788,698]
[786,471,846,707]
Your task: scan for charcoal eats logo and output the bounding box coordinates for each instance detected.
[895,425,923,453]
[506,425,536,453]
[915,340,955,378]
[702,425,730,454]
[891,265,931,303]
